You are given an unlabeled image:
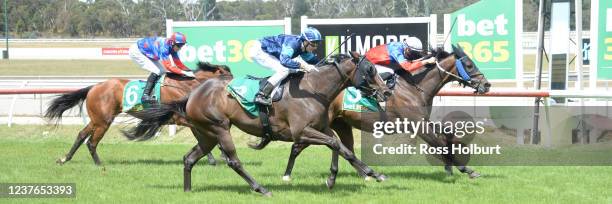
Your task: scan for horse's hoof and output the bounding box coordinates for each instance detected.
[364,176,373,181]
[282,175,292,182]
[326,178,335,190]
[445,169,453,176]
[375,174,387,182]
[56,158,66,165]
[256,187,272,197]
[184,187,191,192]
[207,160,216,166]
[469,172,481,179]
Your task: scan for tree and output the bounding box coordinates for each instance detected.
[0,0,591,38]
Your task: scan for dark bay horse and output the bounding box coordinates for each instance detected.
[124,52,392,196]
[45,62,231,166]
[254,46,491,185]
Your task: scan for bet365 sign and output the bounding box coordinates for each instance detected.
[169,20,290,78]
[593,0,612,80]
[450,0,522,80]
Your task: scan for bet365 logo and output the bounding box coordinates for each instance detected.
[325,36,340,56]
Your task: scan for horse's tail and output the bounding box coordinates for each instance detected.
[44,86,93,125]
[247,137,272,150]
[123,97,189,141]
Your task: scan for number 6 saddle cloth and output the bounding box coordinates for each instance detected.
[121,75,165,112]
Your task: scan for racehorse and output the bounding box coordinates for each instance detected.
[252,45,491,186]
[44,62,231,166]
[124,52,392,196]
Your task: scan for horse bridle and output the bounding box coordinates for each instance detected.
[332,56,380,98]
[435,56,483,90]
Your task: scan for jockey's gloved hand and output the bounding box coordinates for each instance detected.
[302,64,319,72]
[423,57,437,64]
[298,61,309,69]
[182,70,196,78]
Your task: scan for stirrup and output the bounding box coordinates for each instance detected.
[141,95,158,107]
[254,95,272,106]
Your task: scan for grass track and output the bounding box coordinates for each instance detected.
[0,60,145,76]
[0,125,611,203]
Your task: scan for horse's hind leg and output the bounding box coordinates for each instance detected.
[57,123,93,165]
[216,129,271,196]
[184,129,218,192]
[184,144,215,192]
[331,119,366,178]
[205,153,217,165]
[86,124,110,166]
[184,128,219,191]
[282,143,309,182]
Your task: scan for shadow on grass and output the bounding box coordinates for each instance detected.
[105,159,262,166]
[257,170,455,183]
[150,182,410,194]
[295,169,506,184]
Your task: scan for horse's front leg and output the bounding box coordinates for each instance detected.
[283,143,309,182]
[421,132,481,179]
[298,127,386,189]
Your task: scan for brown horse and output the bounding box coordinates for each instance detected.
[254,46,491,185]
[45,62,231,166]
[124,52,392,196]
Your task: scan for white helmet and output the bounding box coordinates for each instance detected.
[403,37,423,51]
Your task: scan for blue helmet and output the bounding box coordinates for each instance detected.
[301,27,322,42]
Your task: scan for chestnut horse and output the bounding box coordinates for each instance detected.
[45,62,231,166]
[124,52,392,196]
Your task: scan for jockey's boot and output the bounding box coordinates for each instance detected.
[141,73,160,107]
[254,81,275,106]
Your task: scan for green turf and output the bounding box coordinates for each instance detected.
[2,42,133,48]
[0,60,146,76]
[0,125,611,203]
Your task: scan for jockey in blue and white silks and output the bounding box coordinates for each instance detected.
[248,27,322,106]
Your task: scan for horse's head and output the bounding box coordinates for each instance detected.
[345,51,392,102]
[435,45,490,94]
[194,62,232,80]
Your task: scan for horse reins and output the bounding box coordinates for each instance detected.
[161,75,200,93]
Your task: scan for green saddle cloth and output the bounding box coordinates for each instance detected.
[342,86,381,112]
[121,75,164,112]
[226,77,262,117]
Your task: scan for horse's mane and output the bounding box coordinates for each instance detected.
[325,53,353,65]
[196,61,232,73]
[431,47,451,60]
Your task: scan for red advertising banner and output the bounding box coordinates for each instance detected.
[101,47,129,55]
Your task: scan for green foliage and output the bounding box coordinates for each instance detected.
[0,0,593,38]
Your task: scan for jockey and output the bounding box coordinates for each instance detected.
[128,32,195,105]
[365,37,436,81]
[248,27,322,106]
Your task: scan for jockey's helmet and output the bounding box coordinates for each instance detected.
[403,37,423,51]
[167,32,187,47]
[301,27,322,42]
